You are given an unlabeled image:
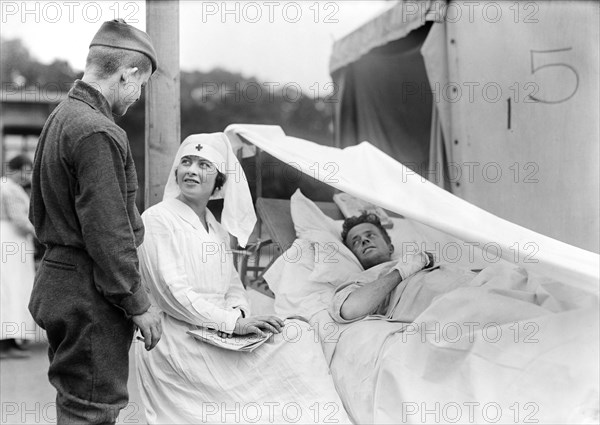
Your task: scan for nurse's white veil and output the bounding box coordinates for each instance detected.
[163,133,257,247]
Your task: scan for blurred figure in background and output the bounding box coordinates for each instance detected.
[0,154,36,359]
[5,154,46,262]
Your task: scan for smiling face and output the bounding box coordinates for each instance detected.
[344,222,394,269]
[175,155,218,202]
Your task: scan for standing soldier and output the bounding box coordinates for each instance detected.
[29,20,162,424]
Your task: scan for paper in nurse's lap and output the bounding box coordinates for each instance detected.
[187,328,273,352]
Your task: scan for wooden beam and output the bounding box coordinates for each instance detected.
[0,103,4,168]
[145,0,180,209]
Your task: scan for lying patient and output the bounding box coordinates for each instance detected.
[329,213,475,324]
[325,213,598,425]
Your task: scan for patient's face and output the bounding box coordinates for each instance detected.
[345,223,393,269]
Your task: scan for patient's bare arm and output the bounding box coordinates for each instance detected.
[339,270,403,321]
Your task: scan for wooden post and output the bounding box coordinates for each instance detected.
[0,103,4,169]
[145,0,180,209]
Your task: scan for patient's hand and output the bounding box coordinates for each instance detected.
[234,315,285,337]
[394,251,433,280]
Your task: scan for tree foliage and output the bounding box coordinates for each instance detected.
[1,38,82,90]
[1,37,335,201]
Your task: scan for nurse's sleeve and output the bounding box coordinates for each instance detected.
[224,262,250,318]
[3,183,34,235]
[139,211,241,334]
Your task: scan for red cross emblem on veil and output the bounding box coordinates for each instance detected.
[195,144,203,151]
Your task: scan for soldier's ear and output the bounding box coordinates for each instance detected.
[121,67,139,83]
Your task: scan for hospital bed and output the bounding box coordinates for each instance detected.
[248,191,599,424]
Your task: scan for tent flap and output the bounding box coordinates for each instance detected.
[330,0,439,73]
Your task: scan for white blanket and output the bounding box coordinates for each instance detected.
[267,243,599,423]
[329,265,599,424]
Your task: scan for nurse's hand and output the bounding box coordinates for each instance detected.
[234,315,285,337]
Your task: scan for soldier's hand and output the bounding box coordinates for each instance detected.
[132,307,162,350]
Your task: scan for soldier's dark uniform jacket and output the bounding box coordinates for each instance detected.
[29,80,150,423]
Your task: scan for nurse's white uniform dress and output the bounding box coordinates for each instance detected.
[135,198,350,424]
[0,178,36,341]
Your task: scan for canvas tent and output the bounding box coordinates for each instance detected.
[330,3,438,181]
[330,0,599,254]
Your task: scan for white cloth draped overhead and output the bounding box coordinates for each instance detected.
[224,124,599,295]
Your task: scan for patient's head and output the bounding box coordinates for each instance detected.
[342,213,394,269]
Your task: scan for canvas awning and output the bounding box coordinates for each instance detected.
[329,0,442,74]
[329,1,442,178]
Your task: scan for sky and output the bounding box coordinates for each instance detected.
[0,0,394,95]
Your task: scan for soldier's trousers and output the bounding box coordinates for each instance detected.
[29,245,134,425]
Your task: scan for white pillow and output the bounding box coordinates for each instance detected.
[263,239,337,319]
[290,189,435,284]
[291,190,363,285]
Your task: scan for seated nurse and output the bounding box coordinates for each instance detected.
[135,133,351,424]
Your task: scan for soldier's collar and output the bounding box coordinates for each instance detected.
[69,80,114,121]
